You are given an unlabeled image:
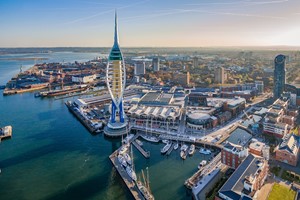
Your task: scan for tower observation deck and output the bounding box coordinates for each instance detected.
[104,11,128,137]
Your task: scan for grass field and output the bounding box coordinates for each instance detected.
[268,183,296,200]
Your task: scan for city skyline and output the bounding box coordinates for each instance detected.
[1,0,300,47]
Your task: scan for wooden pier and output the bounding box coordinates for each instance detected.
[109,150,145,200]
[132,140,150,159]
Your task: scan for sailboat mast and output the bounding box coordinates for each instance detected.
[141,169,147,187]
[146,167,150,192]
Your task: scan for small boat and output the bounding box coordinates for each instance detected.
[126,166,137,181]
[140,135,160,143]
[162,139,169,144]
[34,92,41,97]
[198,160,207,169]
[118,155,127,168]
[199,148,211,155]
[174,143,179,150]
[180,144,188,151]
[180,150,187,160]
[180,144,188,160]
[188,144,195,156]
[136,139,143,146]
[161,142,172,154]
[124,153,132,165]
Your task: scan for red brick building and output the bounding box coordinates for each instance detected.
[221,142,248,169]
[275,134,300,166]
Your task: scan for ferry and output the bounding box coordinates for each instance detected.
[39,84,88,97]
[174,143,179,150]
[117,155,127,168]
[160,142,172,154]
[140,135,160,143]
[199,148,211,155]
[124,153,132,166]
[198,160,207,169]
[126,166,137,181]
[188,144,195,156]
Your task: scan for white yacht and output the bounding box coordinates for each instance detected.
[140,135,160,143]
[188,144,195,156]
[124,153,132,165]
[126,166,137,181]
[161,142,172,154]
[180,144,188,160]
[199,148,211,155]
[180,144,188,151]
[162,139,169,144]
[118,154,127,168]
[198,160,207,169]
[174,143,179,150]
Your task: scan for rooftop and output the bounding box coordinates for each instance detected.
[219,154,265,200]
[278,134,300,155]
[227,127,252,147]
[139,92,173,105]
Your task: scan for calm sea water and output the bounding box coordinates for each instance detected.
[0,52,206,200]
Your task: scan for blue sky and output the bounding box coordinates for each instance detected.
[0,0,299,47]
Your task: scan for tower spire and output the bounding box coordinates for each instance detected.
[114,10,119,47]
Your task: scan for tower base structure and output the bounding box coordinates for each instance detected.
[104,120,129,137]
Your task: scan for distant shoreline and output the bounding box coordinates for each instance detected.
[0,57,48,61]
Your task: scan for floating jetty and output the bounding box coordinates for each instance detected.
[132,140,150,159]
[109,150,145,200]
[0,126,12,141]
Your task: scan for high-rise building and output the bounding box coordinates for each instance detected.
[193,57,199,68]
[104,11,128,137]
[134,61,145,75]
[214,67,225,84]
[273,54,286,99]
[152,57,160,71]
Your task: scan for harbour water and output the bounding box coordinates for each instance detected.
[0,52,207,200]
